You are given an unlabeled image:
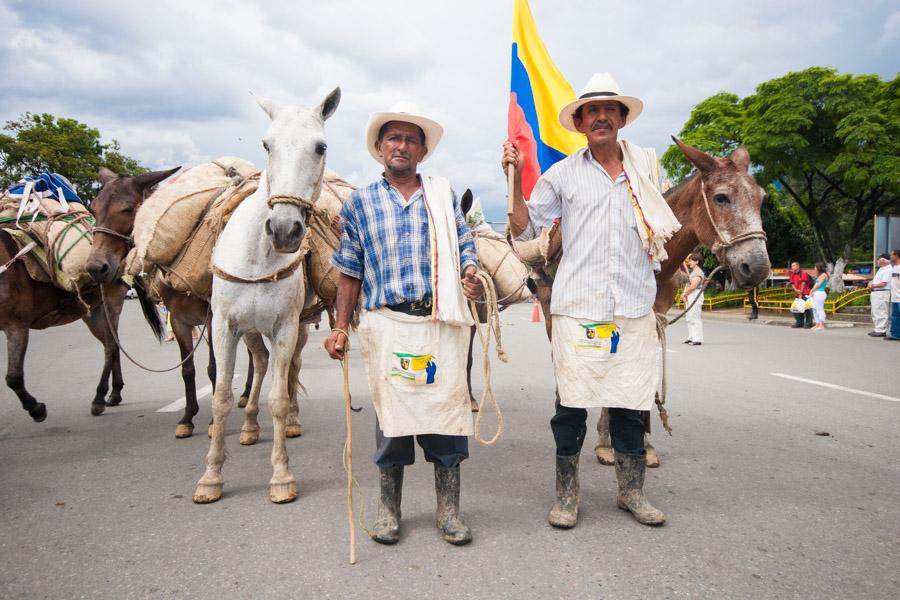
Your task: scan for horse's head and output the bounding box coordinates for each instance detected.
[86,167,179,283]
[673,138,771,289]
[254,87,341,254]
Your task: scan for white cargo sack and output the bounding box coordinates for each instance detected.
[306,170,355,303]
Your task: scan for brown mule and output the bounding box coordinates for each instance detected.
[86,168,266,439]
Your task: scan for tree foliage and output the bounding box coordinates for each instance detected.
[0,113,146,203]
[661,68,900,290]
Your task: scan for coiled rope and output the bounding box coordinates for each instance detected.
[468,269,508,445]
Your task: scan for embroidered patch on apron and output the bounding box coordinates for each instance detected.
[390,352,438,385]
[575,322,620,354]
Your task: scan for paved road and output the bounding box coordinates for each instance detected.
[1,302,897,599]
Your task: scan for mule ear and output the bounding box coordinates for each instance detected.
[133,167,180,190]
[460,189,474,215]
[730,145,751,172]
[319,86,341,121]
[672,136,717,175]
[252,92,281,120]
[98,167,119,186]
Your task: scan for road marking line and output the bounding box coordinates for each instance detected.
[770,373,899,403]
[156,374,243,413]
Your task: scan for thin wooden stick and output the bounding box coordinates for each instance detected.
[342,353,356,565]
[506,165,515,216]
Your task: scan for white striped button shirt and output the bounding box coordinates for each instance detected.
[518,147,657,322]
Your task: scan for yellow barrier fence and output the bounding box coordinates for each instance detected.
[674,286,871,315]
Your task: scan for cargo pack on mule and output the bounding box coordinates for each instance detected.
[126,157,354,309]
[0,171,95,294]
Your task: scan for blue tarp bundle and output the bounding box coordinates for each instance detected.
[7,171,82,204]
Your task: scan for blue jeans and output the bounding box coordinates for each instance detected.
[550,396,646,456]
[891,303,900,338]
[373,419,468,468]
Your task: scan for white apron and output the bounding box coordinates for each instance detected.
[551,311,660,410]
[357,308,473,437]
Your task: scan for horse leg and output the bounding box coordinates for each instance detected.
[267,325,301,503]
[103,284,126,406]
[205,313,217,438]
[193,315,239,504]
[238,346,254,409]
[81,308,113,417]
[239,333,268,446]
[172,313,199,439]
[5,326,47,422]
[284,326,307,439]
[594,407,614,465]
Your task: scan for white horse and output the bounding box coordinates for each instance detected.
[193,87,341,504]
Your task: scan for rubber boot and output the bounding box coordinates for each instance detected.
[615,452,666,526]
[434,465,472,545]
[548,454,580,528]
[371,466,403,544]
[747,308,758,320]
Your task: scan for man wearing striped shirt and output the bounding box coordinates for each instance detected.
[503,73,668,529]
[325,102,482,546]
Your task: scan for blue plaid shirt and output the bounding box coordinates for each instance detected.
[332,176,478,311]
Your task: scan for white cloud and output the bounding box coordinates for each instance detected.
[0,0,894,220]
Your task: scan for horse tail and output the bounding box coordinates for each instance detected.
[134,278,165,343]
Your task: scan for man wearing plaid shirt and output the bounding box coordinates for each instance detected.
[324,102,482,546]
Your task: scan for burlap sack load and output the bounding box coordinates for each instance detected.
[465,197,532,305]
[0,193,94,293]
[306,170,355,303]
[129,157,258,274]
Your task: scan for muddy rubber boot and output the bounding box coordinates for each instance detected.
[615,452,666,526]
[371,466,403,544]
[434,464,472,545]
[548,454,580,528]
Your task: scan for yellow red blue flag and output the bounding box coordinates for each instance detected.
[509,0,583,199]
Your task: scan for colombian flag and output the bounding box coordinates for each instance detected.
[509,0,583,200]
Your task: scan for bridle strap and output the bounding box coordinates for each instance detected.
[92,226,134,247]
[211,251,304,285]
[266,194,315,210]
[700,180,767,256]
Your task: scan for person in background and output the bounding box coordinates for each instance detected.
[867,253,892,337]
[681,253,705,345]
[809,262,829,331]
[788,261,814,329]
[886,249,900,342]
[747,286,759,320]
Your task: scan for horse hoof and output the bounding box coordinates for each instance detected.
[192,482,223,504]
[595,446,615,466]
[30,403,47,423]
[269,482,297,504]
[238,395,249,409]
[175,424,194,439]
[239,430,259,445]
[90,403,106,416]
[470,399,479,413]
[105,396,122,407]
[645,447,660,468]
[285,424,303,438]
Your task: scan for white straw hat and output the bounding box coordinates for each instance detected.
[365,101,443,163]
[558,73,644,132]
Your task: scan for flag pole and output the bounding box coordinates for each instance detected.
[506,165,515,216]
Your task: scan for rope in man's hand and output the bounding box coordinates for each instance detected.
[468,269,508,446]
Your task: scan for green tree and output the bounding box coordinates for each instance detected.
[662,68,900,292]
[0,113,146,203]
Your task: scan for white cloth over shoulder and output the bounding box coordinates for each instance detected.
[421,175,474,327]
[551,312,660,410]
[357,308,473,437]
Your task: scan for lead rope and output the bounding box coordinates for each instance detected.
[333,327,361,564]
[469,269,508,445]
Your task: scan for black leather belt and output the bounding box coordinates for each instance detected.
[387,297,433,316]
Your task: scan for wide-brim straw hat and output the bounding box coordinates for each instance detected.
[558,73,644,132]
[365,101,443,163]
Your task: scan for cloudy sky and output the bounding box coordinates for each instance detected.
[1,0,897,220]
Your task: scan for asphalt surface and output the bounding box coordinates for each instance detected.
[1,301,898,599]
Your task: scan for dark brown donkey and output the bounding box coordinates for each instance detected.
[0,193,166,422]
[86,168,256,439]
[527,139,771,466]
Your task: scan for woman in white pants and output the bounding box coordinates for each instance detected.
[681,253,705,345]
[810,262,829,330]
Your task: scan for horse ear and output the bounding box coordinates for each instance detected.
[672,136,716,175]
[730,145,751,172]
[98,167,119,186]
[252,92,281,120]
[460,189,474,215]
[133,167,180,190]
[319,86,341,121]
